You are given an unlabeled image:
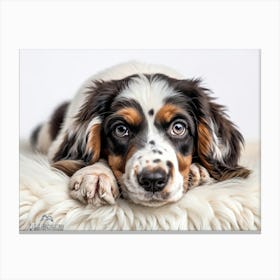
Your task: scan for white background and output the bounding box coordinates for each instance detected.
[1,1,279,280]
[20,49,260,141]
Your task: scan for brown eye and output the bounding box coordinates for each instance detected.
[170,121,187,137]
[115,124,129,138]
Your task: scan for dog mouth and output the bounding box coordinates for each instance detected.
[120,174,184,207]
[144,190,170,200]
[128,188,183,207]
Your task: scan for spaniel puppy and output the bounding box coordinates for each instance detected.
[31,62,250,207]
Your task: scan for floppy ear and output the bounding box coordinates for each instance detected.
[164,76,251,181]
[196,101,251,180]
[51,122,102,176]
[50,77,133,176]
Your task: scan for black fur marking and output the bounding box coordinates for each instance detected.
[154,106,195,157]
[152,149,163,155]
[103,116,147,157]
[169,139,194,157]
[49,101,69,140]
[111,98,144,115]
[52,130,91,163]
[30,124,42,147]
[52,132,78,162]
[166,160,173,168]
[153,159,161,163]
[103,98,147,157]
[148,109,154,116]
[75,75,139,123]
[149,140,155,145]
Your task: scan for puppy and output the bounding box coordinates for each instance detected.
[31,62,250,207]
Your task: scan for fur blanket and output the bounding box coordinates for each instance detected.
[19,141,260,231]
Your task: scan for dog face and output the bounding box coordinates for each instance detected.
[102,76,196,206]
[51,73,250,206]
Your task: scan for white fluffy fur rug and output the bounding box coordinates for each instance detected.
[20,141,260,231]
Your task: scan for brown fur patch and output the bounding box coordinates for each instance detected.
[197,121,212,170]
[176,154,192,191]
[219,166,251,180]
[125,145,137,162]
[197,121,251,181]
[108,155,125,181]
[155,104,184,124]
[197,121,229,180]
[86,124,101,163]
[52,160,85,177]
[116,108,142,126]
[108,145,139,182]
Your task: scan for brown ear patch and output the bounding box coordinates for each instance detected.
[108,146,138,182]
[116,108,142,126]
[219,166,251,180]
[125,145,138,162]
[155,104,184,124]
[86,124,101,163]
[197,121,212,170]
[52,160,85,177]
[197,120,251,181]
[176,153,192,190]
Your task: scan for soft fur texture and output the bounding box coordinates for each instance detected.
[20,140,260,231]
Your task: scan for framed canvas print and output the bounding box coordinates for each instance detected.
[2,0,279,279]
[19,49,260,232]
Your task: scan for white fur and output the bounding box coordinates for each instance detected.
[122,141,184,207]
[209,120,230,162]
[117,74,178,116]
[36,123,52,154]
[20,140,260,231]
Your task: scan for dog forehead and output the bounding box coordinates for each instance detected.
[115,74,179,118]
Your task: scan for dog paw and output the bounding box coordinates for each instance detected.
[69,162,119,206]
[188,163,213,189]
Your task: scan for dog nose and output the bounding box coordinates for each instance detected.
[137,168,168,192]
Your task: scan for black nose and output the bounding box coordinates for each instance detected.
[137,168,168,193]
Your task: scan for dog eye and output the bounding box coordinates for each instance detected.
[114,124,129,138]
[169,121,187,137]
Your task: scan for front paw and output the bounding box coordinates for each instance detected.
[69,162,119,206]
[188,163,213,189]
